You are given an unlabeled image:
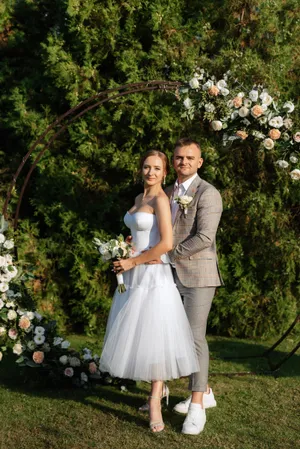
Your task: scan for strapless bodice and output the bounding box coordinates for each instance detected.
[124,212,160,252]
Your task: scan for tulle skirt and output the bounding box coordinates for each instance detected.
[99,263,199,381]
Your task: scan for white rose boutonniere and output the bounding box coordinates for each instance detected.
[175,195,194,216]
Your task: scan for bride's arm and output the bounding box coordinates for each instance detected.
[114,196,172,273]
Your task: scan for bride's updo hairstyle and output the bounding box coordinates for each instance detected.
[139,150,170,175]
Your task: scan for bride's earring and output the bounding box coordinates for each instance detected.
[163,176,166,185]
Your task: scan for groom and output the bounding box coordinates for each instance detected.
[167,137,223,435]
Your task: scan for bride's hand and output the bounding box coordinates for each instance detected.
[113,258,136,273]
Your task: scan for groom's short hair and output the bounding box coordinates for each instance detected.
[174,138,201,155]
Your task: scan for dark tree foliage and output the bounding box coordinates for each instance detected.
[0,0,299,337]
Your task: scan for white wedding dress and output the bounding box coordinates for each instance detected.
[99,211,199,381]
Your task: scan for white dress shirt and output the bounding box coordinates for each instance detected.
[171,173,198,224]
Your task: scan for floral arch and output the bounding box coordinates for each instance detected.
[0,75,299,384]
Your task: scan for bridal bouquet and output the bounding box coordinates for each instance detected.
[93,235,133,293]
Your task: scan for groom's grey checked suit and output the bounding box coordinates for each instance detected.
[166,174,223,392]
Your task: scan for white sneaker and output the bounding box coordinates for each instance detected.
[173,388,216,414]
[182,403,206,435]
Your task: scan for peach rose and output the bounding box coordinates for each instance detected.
[33,351,44,364]
[19,315,31,330]
[88,362,97,374]
[236,130,248,140]
[251,105,263,118]
[269,129,281,140]
[208,85,220,96]
[232,96,243,108]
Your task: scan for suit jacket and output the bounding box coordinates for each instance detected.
[166,174,223,288]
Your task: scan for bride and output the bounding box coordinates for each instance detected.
[99,150,199,432]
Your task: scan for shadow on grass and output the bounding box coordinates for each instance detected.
[0,337,299,432]
[207,337,300,377]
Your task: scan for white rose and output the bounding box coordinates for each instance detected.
[261,104,268,112]
[263,138,275,150]
[189,77,199,89]
[13,343,23,355]
[216,79,227,89]
[204,103,215,113]
[260,92,273,106]
[24,311,35,320]
[27,341,36,350]
[283,118,293,129]
[61,340,71,349]
[211,120,223,131]
[202,80,213,90]
[0,283,9,293]
[290,155,298,163]
[81,372,88,383]
[0,256,6,267]
[34,334,45,345]
[69,357,81,367]
[179,195,193,205]
[34,326,45,335]
[0,234,5,244]
[289,169,300,180]
[269,116,283,128]
[3,240,14,250]
[276,160,289,169]
[7,310,17,320]
[53,337,63,346]
[248,90,259,102]
[237,92,245,98]
[183,97,192,109]
[0,326,6,336]
[59,355,69,365]
[238,107,250,118]
[293,132,300,143]
[243,98,252,108]
[220,87,230,96]
[0,299,4,309]
[283,101,294,113]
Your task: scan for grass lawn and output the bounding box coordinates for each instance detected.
[0,333,299,449]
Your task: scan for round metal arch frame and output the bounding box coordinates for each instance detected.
[1,80,299,376]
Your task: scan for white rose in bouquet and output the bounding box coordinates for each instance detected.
[0,283,9,293]
[0,234,5,244]
[205,103,215,113]
[13,343,23,355]
[7,310,17,320]
[34,334,46,345]
[59,355,69,365]
[238,107,250,117]
[0,326,6,336]
[269,116,283,128]
[260,92,273,106]
[183,97,193,109]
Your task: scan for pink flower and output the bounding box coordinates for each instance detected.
[232,96,243,108]
[19,315,31,330]
[8,328,18,340]
[64,367,74,377]
[236,130,248,140]
[251,105,263,118]
[208,85,220,96]
[32,351,44,364]
[293,132,300,143]
[88,362,97,374]
[269,129,281,140]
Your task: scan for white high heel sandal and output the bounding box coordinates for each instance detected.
[139,383,169,412]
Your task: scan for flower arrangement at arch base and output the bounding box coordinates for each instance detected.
[180,69,299,180]
[0,215,120,388]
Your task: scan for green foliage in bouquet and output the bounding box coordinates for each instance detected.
[0,0,299,338]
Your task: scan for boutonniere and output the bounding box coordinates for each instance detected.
[174,195,194,216]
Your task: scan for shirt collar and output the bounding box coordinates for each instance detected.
[175,173,198,193]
